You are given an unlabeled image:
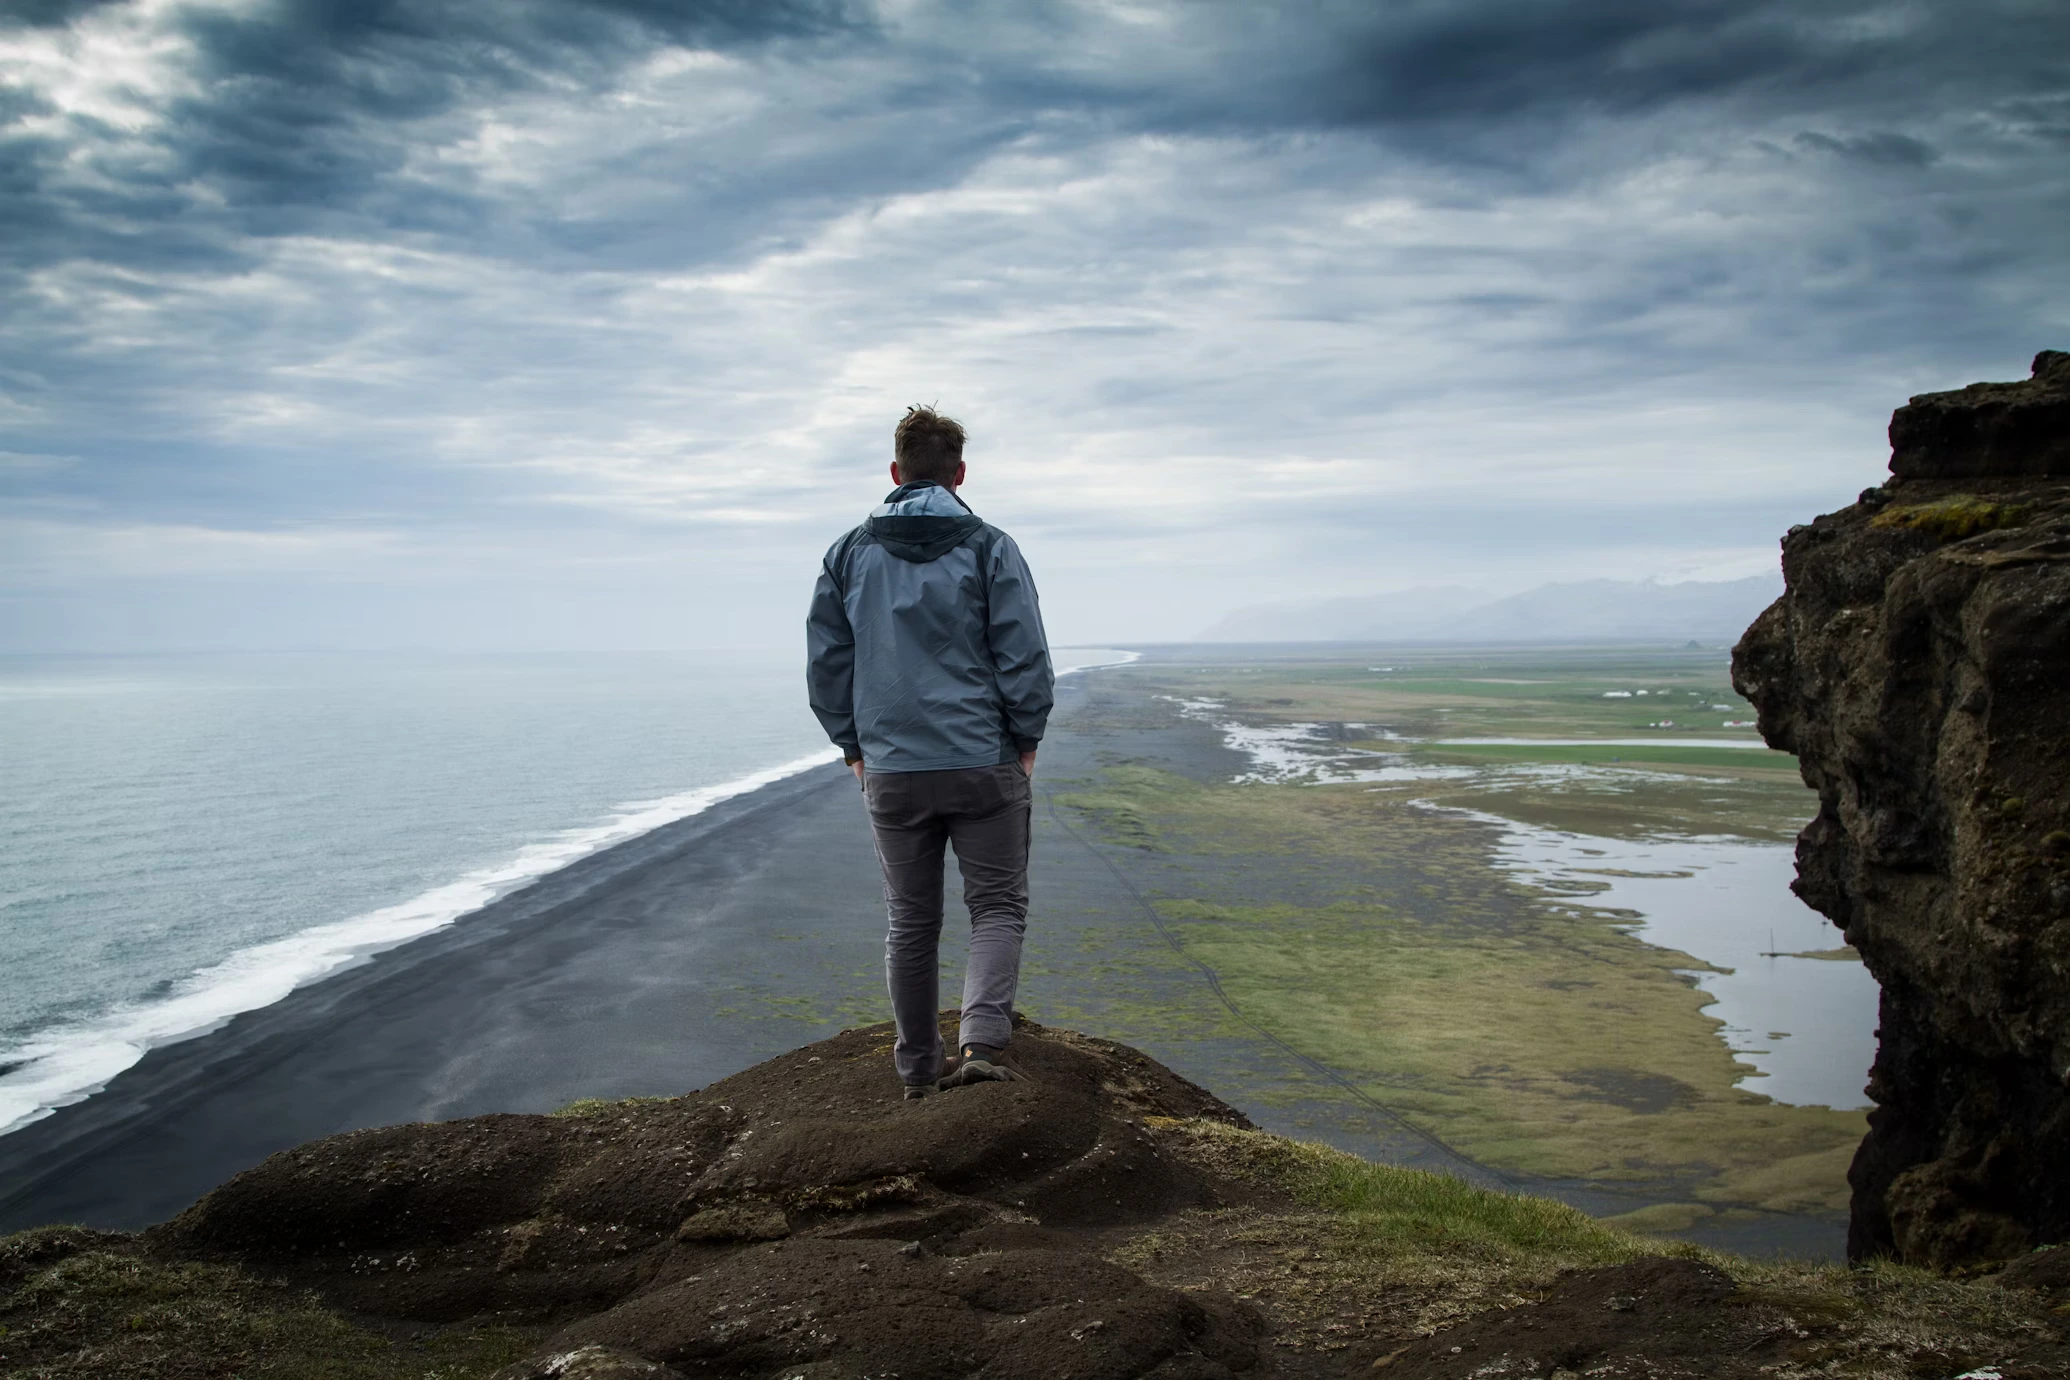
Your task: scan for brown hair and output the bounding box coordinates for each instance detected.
[894,405,966,485]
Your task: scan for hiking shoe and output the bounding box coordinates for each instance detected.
[936,1045,1025,1091]
[902,1084,932,1101]
[948,1042,1002,1070]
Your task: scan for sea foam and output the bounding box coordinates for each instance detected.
[0,645,1141,1139]
[0,748,839,1137]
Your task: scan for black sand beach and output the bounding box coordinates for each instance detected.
[0,662,1846,1259]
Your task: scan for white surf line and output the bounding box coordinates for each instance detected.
[0,747,841,1138]
[1053,647,1143,676]
[0,650,1144,1138]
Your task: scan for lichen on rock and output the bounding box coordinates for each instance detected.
[1733,348,2070,1269]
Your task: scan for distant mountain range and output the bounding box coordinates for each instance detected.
[1196,575,1782,644]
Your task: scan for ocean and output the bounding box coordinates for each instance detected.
[0,648,1127,1137]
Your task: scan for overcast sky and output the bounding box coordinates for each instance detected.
[2,0,2064,651]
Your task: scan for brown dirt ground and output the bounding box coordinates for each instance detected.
[6,1021,2069,1378]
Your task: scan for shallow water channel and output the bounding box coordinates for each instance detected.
[1477,819,1879,1110]
[1172,700,1881,1112]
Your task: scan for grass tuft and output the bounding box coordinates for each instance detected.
[549,1094,674,1117]
[1164,1117,1648,1277]
[1302,1147,1642,1269]
[1129,1120,2062,1369]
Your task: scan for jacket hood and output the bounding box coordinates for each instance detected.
[865,481,985,562]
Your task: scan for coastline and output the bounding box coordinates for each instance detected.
[0,650,1140,1233]
[0,747,841,1140]
[0,757,871,1232]
[1,650,1849,1261]
[0,649,1141,1145]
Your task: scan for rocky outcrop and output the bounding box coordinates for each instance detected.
[151,1020,1271,1379]
[1733,350,2070,1268]
[10,1020,2070,1375]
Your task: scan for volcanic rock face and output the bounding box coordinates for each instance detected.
[1733,350,2070,1268]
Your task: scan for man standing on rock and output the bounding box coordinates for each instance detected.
[806,406,1055,1100]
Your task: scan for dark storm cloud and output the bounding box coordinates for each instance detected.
[9,0,2063,287]
[1303,1,1937,123]
[0,0,869,279]
[935,1,2068,169]
[170,0,864,130]
[0,0,123,28]
[1793,130,1937,166]
[2,0,2066,648]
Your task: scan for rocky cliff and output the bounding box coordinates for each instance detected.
[1734,349,2070,1268]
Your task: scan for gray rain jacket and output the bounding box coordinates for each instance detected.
[806,480,1054,773]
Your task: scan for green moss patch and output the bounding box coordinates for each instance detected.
[1870,495,2031,540]
[550,1094,673,1117]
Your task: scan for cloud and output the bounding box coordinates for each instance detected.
[0,450,78,470]
[0,0,872,290]
[0,515,401,581]
[0,0,2065,648]
[1793,129,1936,165]
[0,0,122,29]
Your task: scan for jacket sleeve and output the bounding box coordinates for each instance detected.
[985,533,1054,751]
[805,553,862,761]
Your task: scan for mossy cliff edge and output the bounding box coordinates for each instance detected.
[7,1023,2069,1378]
[1734,349,2070,1269]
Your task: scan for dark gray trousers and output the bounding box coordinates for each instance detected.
[862,762,1032,1085]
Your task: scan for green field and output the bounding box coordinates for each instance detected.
[1423,742,1795,770]
[1155,645,1773,743]
[1051,645,1862,1238]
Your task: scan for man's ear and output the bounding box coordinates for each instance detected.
[889,460,903,485]
[952,460,967,490]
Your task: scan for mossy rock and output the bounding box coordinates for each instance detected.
[1869,495,2030,541]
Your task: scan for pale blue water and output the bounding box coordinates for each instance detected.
[0,648,1133,1136]
[0,651,835,1132]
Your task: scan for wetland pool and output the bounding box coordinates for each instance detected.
[1471,815,1878,1110]
[1175,699,1880,1112]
